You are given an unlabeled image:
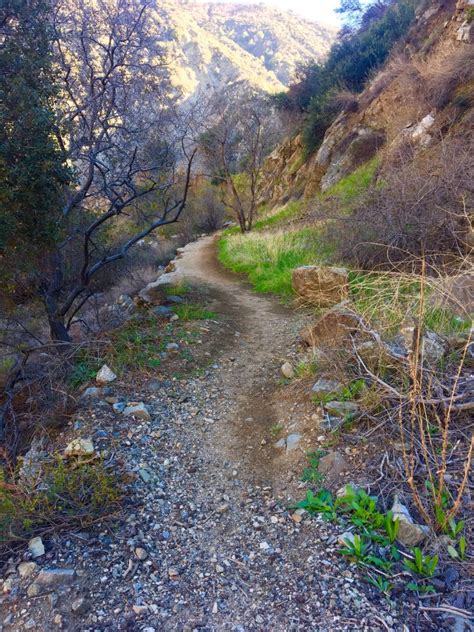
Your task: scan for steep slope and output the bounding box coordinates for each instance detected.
[261,0,474,204]
[155,0,336,97]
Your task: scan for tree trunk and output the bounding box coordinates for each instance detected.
[48,315,71,344]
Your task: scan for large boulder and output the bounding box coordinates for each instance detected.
[292,266,349,308]
[301,306,359,349]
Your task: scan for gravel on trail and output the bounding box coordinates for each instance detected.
[0,236,425,631]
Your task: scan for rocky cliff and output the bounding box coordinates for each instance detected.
[261,0,474,206]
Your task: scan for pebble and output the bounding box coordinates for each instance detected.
[28,536,45,558]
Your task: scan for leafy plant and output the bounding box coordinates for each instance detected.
[384,511,400,544]
[171,304,217,321]
[301,451,325,483]
[403,548,438,577]
[367,575,393,596]
[406,581,435,595]
[338,533,370,561]
[447,536,466,561]
[294,488,336,521]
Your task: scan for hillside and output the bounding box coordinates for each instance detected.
[260,0,474,206]
[156,0,337,97]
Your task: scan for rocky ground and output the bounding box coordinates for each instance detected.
[0,237,464,631]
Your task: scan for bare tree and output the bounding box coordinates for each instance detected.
[37,0,197,343]
[200,88,281,232]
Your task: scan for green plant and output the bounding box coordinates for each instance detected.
[163,283,190,296]
[218,226,333,298]
[406,581,435,595]
[0,456,121,548]
[338,533,370,561]
[403,548,438,577]
[269,423,284,439]
[171,304,217,321]
[301,451,325,483]
[384,511,400,544]
[366,574,393,597]
[294,488,336,521]
[447,535,466,561]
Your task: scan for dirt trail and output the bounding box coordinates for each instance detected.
[169,234,310,488]
[2,235,410,631]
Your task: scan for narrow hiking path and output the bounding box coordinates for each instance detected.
[2,236,410,631]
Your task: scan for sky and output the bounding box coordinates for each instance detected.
[203,0,342,26]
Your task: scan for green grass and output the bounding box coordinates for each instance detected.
[253,201,303,232]
[218,227,333,298]
[323,157,379,209]
[171,304,217,321]
[349,271,472,336]
[163,283,190,296]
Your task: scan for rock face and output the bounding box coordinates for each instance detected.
[292,266,349,308]
[391,496,427,546]
[301,306,359,349]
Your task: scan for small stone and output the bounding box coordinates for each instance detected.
[391,496,427,546]
[112,402,126,413]
[318,451,348,477]
[286,433,302,451]
[259,541,270,551]
[64,438,95,457]
[96,364,117,385]
[291,512,303,523]
[123,403,151,421]
[2,577,14,593]
[338,531,355,546]
[135,547,148,561]
[80,386,102,401]
[31,568,75,593]
[324,401,359,417]
[215,564,224,573]
[71,597,90,614]
[138,468,152,483]
[166,342,179,351]
[132,605,149,615]
[311,379,342,398]
[280,362,294,379]
[18,562,38,578]
[168,568,179,580]
[28,536,45,558]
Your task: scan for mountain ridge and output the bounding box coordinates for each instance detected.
[157,0,337,97]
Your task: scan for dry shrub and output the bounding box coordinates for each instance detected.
[416,45,474,109]
[329,88,359,113]
[329,135,474,270]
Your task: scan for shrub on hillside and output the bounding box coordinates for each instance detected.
[325,136,473,269]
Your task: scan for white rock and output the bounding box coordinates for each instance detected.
[18,562,38,578]
[64,438,95,457]
[338,531,355,547]
[28,537,45,558]
[95,364,117,385]
[280,362,294,379]
[391,496,428,546]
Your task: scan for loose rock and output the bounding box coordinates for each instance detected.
[96,364,117,385]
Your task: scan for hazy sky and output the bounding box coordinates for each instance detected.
[203,0,342,26]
